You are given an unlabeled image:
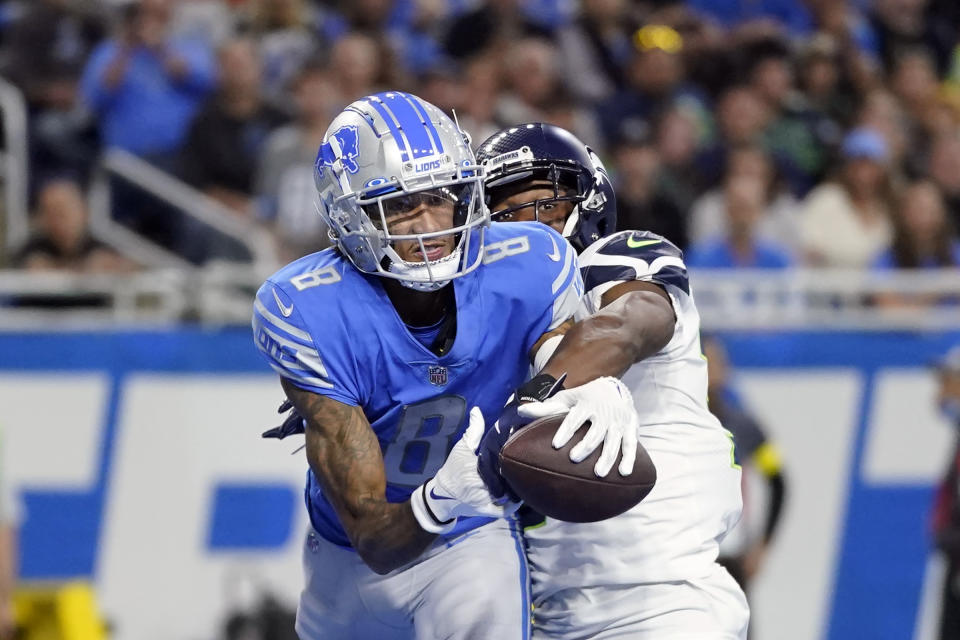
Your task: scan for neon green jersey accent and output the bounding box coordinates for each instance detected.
[626,236,661,249]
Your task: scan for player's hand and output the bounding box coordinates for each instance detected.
[262,398,305,439]
[411,407,520,534]
[476,374,567,501]
[517,376,639,477]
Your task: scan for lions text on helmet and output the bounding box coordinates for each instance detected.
[314,91,488,292]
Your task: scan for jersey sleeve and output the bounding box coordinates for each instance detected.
[519,225,583,353]
[251,281,361,406]
[578,230,689,312]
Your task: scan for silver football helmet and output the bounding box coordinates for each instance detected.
[314,91,488,291]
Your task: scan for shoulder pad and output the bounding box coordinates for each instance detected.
[581,230,688,294]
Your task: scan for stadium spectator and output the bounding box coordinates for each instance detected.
[255,62,338,261]
[745,36,825,193]
[693,85,773,193]
[495,37,560,126]
[932,345,960,640]
[653,103,704,215]
[455,55,502,145]
[554,0,631,104]
[243,0,321,104]
[442,0,553,61]
[495,37,602,148]
[180,36,288,216]
[0,0,108,185]
[873,180,960,307]
[869,0,956,75]
[928,134,960,232]
[171,0,236,47]
[0,423,19,640]
[794,35,851,151]
[612,132,688,249]
[703,336,787,632]
[328,32,385,104]
[686,174,794,269]
[689,144,799,252]
[799,127,894,268]
[596,24,707,149]
[416,59,463,116]
[856,88,911,174]
[874,180,960,270]
[805,0,881,68]
[12,178,131,273]
[686,0,813,38]
[79,0,216,168]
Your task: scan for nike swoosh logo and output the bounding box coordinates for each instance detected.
[626,235,660,249]
[272,288,294,317]
[547,236,561,262]
[429,487,455,501]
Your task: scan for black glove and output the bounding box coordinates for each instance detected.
[262,398,306,440]
[476,373,566,501]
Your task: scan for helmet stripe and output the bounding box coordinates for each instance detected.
[365,95,411,162]
[379,92,438,159]
[402,92,444,156]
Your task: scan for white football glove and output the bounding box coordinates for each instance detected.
[411,407,519,534]
[517,376,639,477]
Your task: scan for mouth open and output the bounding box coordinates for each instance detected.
[413,243,449,262]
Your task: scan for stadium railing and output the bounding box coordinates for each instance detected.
[88,148,277,270]
[1,267,959,330]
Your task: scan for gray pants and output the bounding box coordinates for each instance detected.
[296,519,531,640]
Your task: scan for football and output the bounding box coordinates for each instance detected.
[499,413,657,523]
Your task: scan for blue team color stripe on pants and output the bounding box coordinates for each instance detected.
[510,519,531,639]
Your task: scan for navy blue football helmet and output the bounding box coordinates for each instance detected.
[475,123,616,251]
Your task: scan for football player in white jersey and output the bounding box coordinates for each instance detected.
[475,123,749,639]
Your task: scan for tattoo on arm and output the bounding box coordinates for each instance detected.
[280,379,436,574]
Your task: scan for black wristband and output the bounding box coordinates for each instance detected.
[421,482,455,526]
[516,373,565,404]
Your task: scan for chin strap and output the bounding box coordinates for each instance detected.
[390,249,462,292]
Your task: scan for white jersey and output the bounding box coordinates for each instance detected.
[525,230,744,600]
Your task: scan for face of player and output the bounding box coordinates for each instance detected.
[489,185,575,235]
[368,188,458,264]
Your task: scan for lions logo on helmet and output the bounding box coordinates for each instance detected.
[319,125,361,175]
[314,92,489,291]
[476,123,616,252]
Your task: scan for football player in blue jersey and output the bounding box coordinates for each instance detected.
[477,124,749,639]
[251,94,641,639]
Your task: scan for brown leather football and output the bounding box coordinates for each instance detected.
[499,413,657,523]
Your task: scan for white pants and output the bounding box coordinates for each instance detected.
[531,563,749,640]
[295,519,531,640]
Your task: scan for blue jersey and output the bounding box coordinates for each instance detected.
[252,222,582,547]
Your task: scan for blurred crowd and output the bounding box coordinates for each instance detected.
[1,0,960,277]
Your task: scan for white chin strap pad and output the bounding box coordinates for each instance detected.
[390,249,462,292]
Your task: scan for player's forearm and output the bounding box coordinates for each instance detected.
[338,494,437,575]
[285,380,438,574]
[303,432,437,575]
[541,291,674,387]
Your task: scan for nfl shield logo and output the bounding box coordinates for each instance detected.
[428,365,448,386]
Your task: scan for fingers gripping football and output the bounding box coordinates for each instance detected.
[517,377,639,477]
